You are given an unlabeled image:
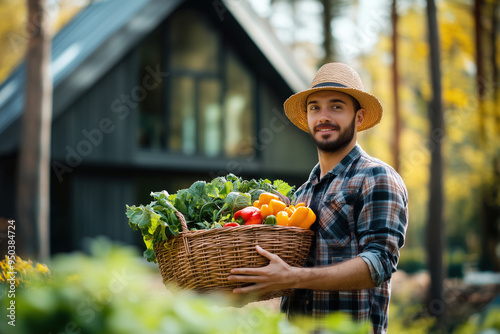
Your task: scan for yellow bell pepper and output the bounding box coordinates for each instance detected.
[285,205,296,217]
[260,204,274,219]
[276,211,290,226]
[269,199,287,216]
[258,192,281,206]
[289,206,316,229]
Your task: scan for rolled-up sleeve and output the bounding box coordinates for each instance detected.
[356,166,408,286]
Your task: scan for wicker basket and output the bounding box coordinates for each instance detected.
[155,210,314,301]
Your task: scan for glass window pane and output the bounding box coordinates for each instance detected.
[169,76,196,155]
[138,27,165,149]
[169,9,218,72]
[199,79,222,157]
[224,51,254,157]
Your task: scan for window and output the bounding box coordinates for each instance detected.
[137,27,165,150]
[137,9,255,159]
[224,50,254,157]
[169,10,218,72]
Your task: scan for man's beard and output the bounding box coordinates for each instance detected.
[310,115,356,153]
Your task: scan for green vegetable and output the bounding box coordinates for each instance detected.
[125,174,295,262]
[219,191,252,216]
[264,215,277,225]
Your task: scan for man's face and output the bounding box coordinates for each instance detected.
[306,90,364,153]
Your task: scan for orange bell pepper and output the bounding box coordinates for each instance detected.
[269,199,287,216]
[276,211,290,226]
[285,205,296,217]
[260,204,274,219]
[258,192,281,206]
[289,206,316,229]
[303,209,316,229]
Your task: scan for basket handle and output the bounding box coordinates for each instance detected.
[173,209,189,233]
[170,205,191,255]
[158,195,190,233]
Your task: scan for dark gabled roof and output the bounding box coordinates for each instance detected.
[0,0,310,150]
[0,0,182,137]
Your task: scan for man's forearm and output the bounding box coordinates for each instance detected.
[292,256,376,291]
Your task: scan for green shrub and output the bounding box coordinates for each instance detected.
[398,248,426,273]
[454,306,500,334]
[398,247,471,278]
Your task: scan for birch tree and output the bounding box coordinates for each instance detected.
[16,0,52,261]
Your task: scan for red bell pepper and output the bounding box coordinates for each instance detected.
[224,222,240,227]
[234,207,262,225]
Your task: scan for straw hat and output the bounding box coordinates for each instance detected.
[284,62,383,132]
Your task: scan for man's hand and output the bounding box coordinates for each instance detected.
[228,245,376,294]
[227,245,298,294]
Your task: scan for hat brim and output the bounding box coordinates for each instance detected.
[283,86,383,132]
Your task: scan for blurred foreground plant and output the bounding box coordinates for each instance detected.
[0,255,50,287]
[454,306,500,334]
[0,237,370,334]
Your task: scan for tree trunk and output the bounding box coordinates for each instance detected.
[477,0,500,273]
[474,0,486,142]
[391,0,401,173]
[493,1,499,137]
[425,0,445,322]
[490,2,500,272]
[321,0,333,63]
[16,0,52,261]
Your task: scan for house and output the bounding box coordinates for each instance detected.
[0,0,316,254]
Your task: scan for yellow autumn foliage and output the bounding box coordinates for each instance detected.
[0,0,89,82]
[358,0,500,252]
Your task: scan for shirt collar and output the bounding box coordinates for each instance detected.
[307,144,363,184]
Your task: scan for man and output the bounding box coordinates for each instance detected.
[227,62,408,333]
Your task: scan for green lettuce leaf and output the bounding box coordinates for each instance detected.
[221,191,252,216]
[273,179,294,197]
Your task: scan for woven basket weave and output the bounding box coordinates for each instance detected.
[155,209,314,301]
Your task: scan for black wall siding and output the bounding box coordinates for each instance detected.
[70,173,136,251]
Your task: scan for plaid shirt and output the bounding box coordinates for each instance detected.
[280,145,408,334]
